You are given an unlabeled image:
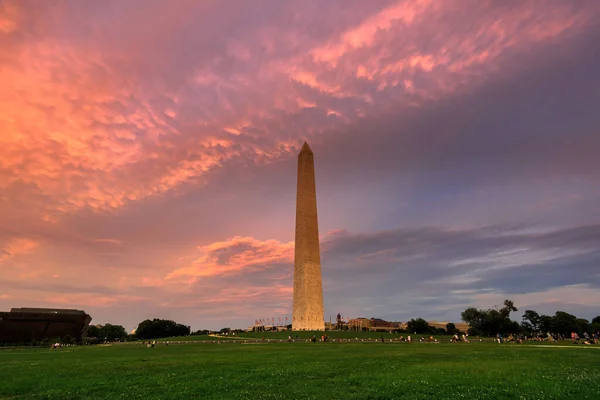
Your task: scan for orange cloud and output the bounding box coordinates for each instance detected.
[0,1,19,34]
[44,294,149,308]
[311,0,435,66]
[0,237,39,263]
[167,236,294,279]
[0,0,595,225]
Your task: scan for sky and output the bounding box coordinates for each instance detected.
[1,0,599,332]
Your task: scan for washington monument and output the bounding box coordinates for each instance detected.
[292,142,325,331]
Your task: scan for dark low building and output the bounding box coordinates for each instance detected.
[0,307,92,343]
[369,318,401,331]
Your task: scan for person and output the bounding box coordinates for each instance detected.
[288,334,292,342]
[496,333,503,344]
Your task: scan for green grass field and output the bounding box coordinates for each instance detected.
[2,341,599,399]
[156,330,407,342]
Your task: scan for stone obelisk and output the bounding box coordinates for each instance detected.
[292,142,325,331]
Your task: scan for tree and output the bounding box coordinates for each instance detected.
[500,300,518,318]
[445,323,457,335]
[461,299,519,336]
[461,308,487,331]
[521,310,541,333]
[549,311,578,335]
[575,318,590,335]
[98,324,127,342]
[539,315,552,333]
[135,319,191,339]
[592,316,600,325]
[86,325,101,338]
[406,318,432,334]
[467,327,482,336]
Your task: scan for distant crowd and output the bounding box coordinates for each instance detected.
[494,329,600,345]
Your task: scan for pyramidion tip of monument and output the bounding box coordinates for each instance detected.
[300,141,313,154]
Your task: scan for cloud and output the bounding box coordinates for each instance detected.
[0,237,38,262]
[1,0,597,221]
[1,222,598,330]
[162,223,600,324]
[167,236,294,279]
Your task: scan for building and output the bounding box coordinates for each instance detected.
[0,307,92,343]
[347,318,371,330]
[428,321,470,332]
[370,318,399,330]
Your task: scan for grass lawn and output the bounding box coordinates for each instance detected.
[1,341,599,399]
[157,330,407,342]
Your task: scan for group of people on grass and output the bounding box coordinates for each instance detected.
[570,330,599,345]
[494,329,600,345]
[134,328,600,346]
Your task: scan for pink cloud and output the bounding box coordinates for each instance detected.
[0,0,594,223]
[167,236,294,279]
[0,237,39,260]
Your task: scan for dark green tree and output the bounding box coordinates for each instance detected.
[445,322,457,334]
[575,318,590,335]
[549,311,578,335]
[86,325,100,338]
[406,318,433,334]
[98,324,127,341]
[500,300,518,317]
[461,308,487,331]
[521,310,542,333]
[135,319,191,339]
[461,299,519,336]
[539,315,552,333]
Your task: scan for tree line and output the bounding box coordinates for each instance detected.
[85,318,191,342]
[460,299,600,336]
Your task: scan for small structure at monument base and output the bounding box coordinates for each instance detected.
[0,307,92,343]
